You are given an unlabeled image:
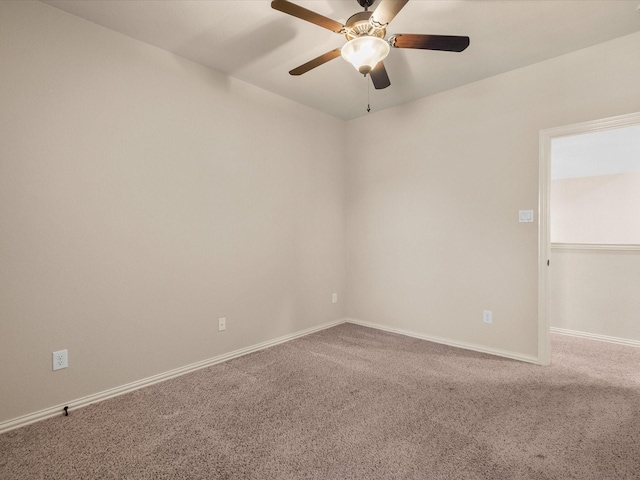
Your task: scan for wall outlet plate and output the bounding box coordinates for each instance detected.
[218,317,226,331]
[332,293,338,304]
[483,310,493,324]
[53,350,68,370]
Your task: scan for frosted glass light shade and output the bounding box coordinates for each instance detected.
[341,36,390,75]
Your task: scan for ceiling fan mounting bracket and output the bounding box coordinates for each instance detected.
[369,17,386,29]
[357,0,375,10]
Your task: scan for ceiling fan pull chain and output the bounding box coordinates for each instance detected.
[367,75,371,113]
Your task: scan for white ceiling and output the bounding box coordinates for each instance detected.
[43,0,640,120]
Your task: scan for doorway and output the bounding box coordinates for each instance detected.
[539,111,640,364]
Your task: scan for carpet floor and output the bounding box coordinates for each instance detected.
[1,323,639,479]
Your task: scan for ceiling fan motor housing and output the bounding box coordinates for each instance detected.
[344,11,386,41]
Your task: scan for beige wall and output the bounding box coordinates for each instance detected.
[0,1,346,423]
[345,30,640,359]
[552,172,640,244]
[550,164,640,343]
[550,248,640,342]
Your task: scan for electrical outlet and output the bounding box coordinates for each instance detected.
[332,293,338,304]
[483,310,493,324]
[52,350,68,371]
[218,317,226,332]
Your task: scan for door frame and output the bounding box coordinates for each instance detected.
[538,111,640,365]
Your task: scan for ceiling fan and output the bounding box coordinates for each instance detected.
[271,0,470,89]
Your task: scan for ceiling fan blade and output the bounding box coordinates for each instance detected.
[289,48,342,76]
[391,34,470,52]
[370,0,409,28]
[370,62,391,89]
[271,0,345,34]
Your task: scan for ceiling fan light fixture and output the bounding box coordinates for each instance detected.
[341,36,390,75]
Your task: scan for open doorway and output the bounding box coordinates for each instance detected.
[539,111,640,364]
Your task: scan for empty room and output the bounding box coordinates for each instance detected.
[1,1,639,478]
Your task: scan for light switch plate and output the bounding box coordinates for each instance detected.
[519,210,534,223]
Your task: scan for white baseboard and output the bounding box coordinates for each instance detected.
[0,318,347,435]
[345,318,541,365]
[2,317,550,434]
[551,327,640,348]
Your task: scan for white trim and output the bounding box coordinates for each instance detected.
[538,126,552,366]
[0,318,347,435]
[551,243,640,252]
[13,316,637,435]
[345,318,541,365]
[551,327,640,348]
[542,111,640,139]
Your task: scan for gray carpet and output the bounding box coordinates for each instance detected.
[1,323,639,479]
